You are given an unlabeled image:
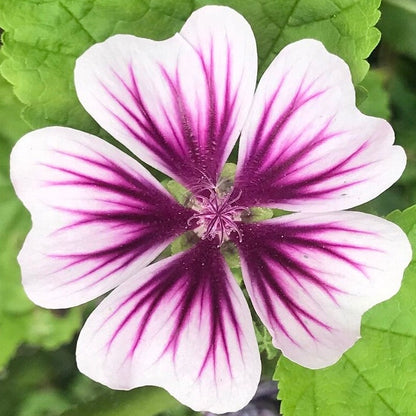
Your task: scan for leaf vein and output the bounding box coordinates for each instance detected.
[258,0,301,75]
[363,324,416,339]
[58,0,98,43]
[344,354,399,415]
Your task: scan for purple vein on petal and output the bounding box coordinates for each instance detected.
[234,218,384,342]
[196,37,239,160]
[102,241,244,380]
[37,146,193,291]
[89,34,244,191]
[99,70,186,169]
[233,39,405,212]
[235,73,370,206]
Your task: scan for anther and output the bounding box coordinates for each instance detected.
[187,186,247,246]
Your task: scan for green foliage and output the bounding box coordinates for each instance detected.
[0,347,111,416]
[254,322,280,361]
[0,0,412,415]
[164,180,189,205]
[0,67,82,369]
[170,232,198,255]
[220,163,237,180]
[221,241,241,269]
[61,386,184,416]
[0,0,381,134]
[355,84,369,106]
[379,0,416,60]
[276,205,416,416]
[248,207,274,221]
[358,70,391,119]
[18,390,71,416]
[388,59,416,205]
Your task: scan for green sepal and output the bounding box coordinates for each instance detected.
[247,207,274,222]
[163,179,189,205]
[170,232,198,255]
[220,162,237,180]
[221,241,241,270]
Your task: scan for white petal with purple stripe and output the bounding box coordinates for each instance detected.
[235,39,406,212]
[10,127,192,308]
[77,240,261,413]
[75,6,257,189]
[235,211,411,368]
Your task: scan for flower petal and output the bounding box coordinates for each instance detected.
[75,6,257,190]
[10,127,192,308]
[235,211,411,368]
[235,39,406,211]
[76,240,261,413]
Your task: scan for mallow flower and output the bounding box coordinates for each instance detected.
[10,5,411,414]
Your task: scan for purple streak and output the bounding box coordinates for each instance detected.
[97,40,241,191]
[234,219,380,341]
[42,147,193,288]
[103,240,243,378]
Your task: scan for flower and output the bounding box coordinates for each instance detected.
[10,5,411,414]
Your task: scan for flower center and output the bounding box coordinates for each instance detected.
[188,189,248,247]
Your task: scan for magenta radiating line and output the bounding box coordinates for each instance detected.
[99,40,241,191]
[41,148,193,289]
[234,221,382,340]
[248,72,324,156]
[197,39,239,162]
[101,72,186,167]
[160,66,201,165]
[235,73,374,207]
[103,240,243,379]
[255,256,328,344]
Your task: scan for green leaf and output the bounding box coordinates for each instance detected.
[355,84,369,107]
[276,205,416,416]
[0,56,30,145]
[18,390,71,416]
[386,205,416,235]
[389,61,416,190]
[254,322,280,360]
[0,0,381,134]
[221,241,241,269]
[0,70,82,368]
[0,347,78,416]
[358,69,391,119]
[60,387,184,416]
[379,0,416,60]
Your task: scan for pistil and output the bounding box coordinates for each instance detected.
[187,189,248,247]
